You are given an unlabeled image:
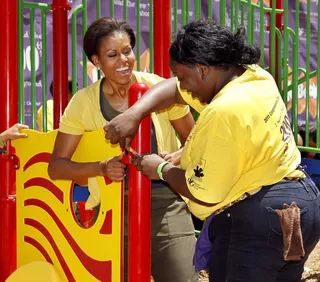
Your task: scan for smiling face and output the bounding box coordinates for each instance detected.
[169,59,216,104]
[91,31,136,85]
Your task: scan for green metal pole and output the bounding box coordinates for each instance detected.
[181,0,186,26]
[18,0,25,124]
[136,0,141,70]
[283,0,289,105]
[149,0,153,73]
[269,0,276,79]
[123,0,128,20]
[95,0,101,79]
[304,0,311,147]
[220,0,226,26]
[72,5,82,95]
[195,0,201,20]
[110,0,114,17]
[30,8,36,129]
[41,10,48,132]
[317,0,320,147]
[186,0,189,22]
[173,0,178,33]
[96,0,100,18]
[259,0,265,67]
[247,0,254,44]
[292,0,300,140]
[208,0,212,19]
[230,0,234,31]
[82,0,88,88]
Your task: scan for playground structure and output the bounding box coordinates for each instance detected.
[0,0,320,281]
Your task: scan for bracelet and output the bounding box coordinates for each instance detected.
[157,161,170,181]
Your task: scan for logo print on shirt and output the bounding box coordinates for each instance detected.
[194,166,204,178]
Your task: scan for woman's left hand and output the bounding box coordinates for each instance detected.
[132,154,165,180]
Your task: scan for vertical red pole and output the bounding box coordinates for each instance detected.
[154,0,171,78]
[128,83,151,282]
[51,0,70,129]
[269,0,283,86]
[0,0,18,280]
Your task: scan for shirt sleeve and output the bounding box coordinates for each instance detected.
[184,112,245,204]
[36,106,43,132]
[59,91,87,135]
[167,104,190,121]
[176,79,207,113]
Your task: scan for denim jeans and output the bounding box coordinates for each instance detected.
[208,177,320,282]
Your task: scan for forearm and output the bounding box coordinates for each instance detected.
[130,78,186,119]
[48,158,101,181]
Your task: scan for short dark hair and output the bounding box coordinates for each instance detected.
[169,19,261,68]
[49,77,76,97]
[83,17,136,64]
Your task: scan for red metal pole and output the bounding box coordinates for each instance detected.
[269,0,283,86]
[128,83,151,282]
[154,0,171,78]
[0,0,19,280]
[51,0,70,129]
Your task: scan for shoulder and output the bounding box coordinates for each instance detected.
[133,71,164,87]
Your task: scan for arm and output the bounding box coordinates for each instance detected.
[0,124,29,145]
[104,78,186,148]
[48,132,126,182]
[159,110,194,165]
[170,111,194,145]
[129,77,186,119]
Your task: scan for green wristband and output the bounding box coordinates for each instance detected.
[157,161,169,181]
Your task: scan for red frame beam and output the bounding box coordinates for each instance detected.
[128,83,151,282]
[0,0,19,280]
[51,0,70,129]
[154,0,171,78]
[269,0,283,86]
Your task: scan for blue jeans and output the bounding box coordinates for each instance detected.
[208,177,320,282]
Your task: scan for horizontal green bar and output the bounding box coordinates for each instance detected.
[238,0,283,13]
[23,1,51,10]
[297,146,320,154]
[286,70,317,92]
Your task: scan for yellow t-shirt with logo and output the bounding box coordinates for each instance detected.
[179,65,304,220]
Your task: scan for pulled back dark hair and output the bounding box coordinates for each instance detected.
[83,17,136,64]
[169,19,261,68]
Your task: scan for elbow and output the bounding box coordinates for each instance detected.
[47,160,58,180]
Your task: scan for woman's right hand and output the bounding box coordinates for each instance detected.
[99,154,127,182]
[104,109,142,149]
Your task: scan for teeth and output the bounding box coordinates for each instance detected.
[116,67,129,72]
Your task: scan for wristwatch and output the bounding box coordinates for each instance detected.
[157,161,170,181]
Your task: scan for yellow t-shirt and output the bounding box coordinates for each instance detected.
[59,71,189,153]
[179,65,304,220]
[37,99,54,132]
